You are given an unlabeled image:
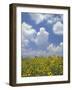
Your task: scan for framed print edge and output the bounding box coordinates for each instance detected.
[68,6,70,83]
[9,4,16,86]
[9,3,70,86]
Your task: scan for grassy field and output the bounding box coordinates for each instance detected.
[21,56,63,77]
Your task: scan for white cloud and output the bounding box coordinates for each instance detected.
[22,22,36,41]
[21,22,63,57]
[47,14,63,24]
[22,42,63,57]
[47,19,53,24]
[21,23,49,57]
[29,13,45,24]
[22,23,49,47]
[21,39,29,49]
[35,27,49,48]
[21,24,49,57]
[29,13,63,25]
[47,16,62,24]
[22,48,49,58]
[47,42,63,56]
[29,14,55,24]
[21,22,37,55]
[53,21,63,35]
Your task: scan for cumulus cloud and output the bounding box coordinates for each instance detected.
[21,39,30,50]
[35,27,49,49]
[22,42,63,57]
[29,14,54,24]
[47,16,63,24]
[22,49,48,58]
[22,22,36,41]
[21,23,50,57]
[53,21,63,35]
[47,42,63,56]
[29,13,45,24]
[22,22,49,46]
[21,22,37,56]
[21,22,63,57]
[21,22,49,57]
[29,13,63,25]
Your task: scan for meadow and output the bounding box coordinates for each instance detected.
[21,56,63,77]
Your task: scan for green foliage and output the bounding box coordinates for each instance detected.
[21,56,63,77]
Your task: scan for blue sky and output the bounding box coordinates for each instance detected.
[21,12,63,57]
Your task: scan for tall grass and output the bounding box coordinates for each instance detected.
[21,56,63,77]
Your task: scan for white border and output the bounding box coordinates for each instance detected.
[16,7,68,83]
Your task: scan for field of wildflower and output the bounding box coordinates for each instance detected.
[21,56,63,77]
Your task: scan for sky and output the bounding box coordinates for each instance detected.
[21,12,63,57]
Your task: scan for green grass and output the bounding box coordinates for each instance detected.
[21,56,63,77]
